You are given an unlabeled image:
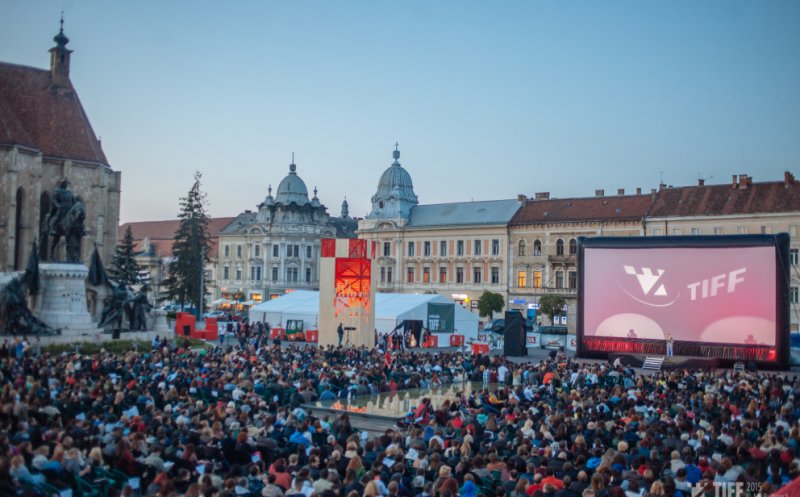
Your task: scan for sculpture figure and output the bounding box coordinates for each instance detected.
[0,277,57,335]
[46,179,87,263]
[129,285,152,331]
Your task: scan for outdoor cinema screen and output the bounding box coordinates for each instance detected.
[578,235,789,365]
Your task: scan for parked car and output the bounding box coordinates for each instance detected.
[481,319,505,335]
[203,310,226,320]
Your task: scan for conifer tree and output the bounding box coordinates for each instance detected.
[110,225,143,287]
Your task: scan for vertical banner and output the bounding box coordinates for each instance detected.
[427,303,455,333]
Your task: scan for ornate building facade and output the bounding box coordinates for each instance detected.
[0,24,120,271]
[358,146,523,315]
[215,159,356,304]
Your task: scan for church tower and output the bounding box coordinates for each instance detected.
[366,143,418,222]
[49,15,72,88]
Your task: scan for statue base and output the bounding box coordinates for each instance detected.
[36,263,102,337]
[149,309,170,333]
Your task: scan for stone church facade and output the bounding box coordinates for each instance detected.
[0,24,121,272]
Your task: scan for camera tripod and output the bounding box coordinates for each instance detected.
[344,326,356,347]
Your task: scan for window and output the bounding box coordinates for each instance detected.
[672,228,682,236]
[383,242,391,256]
[517,271,526,288]
[306,246,312,259]
[305,268,312,283]
[761,226,772,234]
[272,244,279,257]
[407,267,415,283]
[292,245,300,257]
[423,267,430,283]
[652,228,663,236]
[286,267,298,282]
[272,267,278,281]
[555,271,564,289]
[224,245,230,257]
[473,267,482,284]
[237,245,242,257]
[250,267,255,281]
[408,241,415,257]
[568,271,577,289]
[440,241,447,256]
[456,240,465,256]
[491,239,500,256]
[491,267,499,284]
[737,226,747,234]
[380,267,387,283]
[791,225,798,237]
[533,240,542,256]
[691,228,700,235]
[386,267,393,283]
[713,227,722,235]
[791,249,798,265]
[533,270,542,288]
[439,267,447,284]
[569,239,577,255]
[255,266,262,281]
[424,241,431,256]
[556,239,564,256]
[474,240,482,256]
[254,244,260,257]
[223,266,230,280]
[518,240,526,256]
[236,267,242,280]
[792,287,799,304]
[456,267,464,284]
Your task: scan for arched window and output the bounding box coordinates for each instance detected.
[533,239,542,256]
[569,238,577,255]
[518,240,526,256]
[14,188,24,269]
[556,239,565,256]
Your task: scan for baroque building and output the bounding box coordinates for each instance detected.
[215,159,356,304]
[0,23,120,271]
[358,146,522,315]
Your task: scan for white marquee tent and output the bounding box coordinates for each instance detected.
[249,290,479,341]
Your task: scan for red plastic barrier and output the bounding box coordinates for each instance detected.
[270,328,286,340]
[472,343,489,355]
[449,334,464,347]
[424,335,439,348]
[305,330,318,342]
[176,313,196,337]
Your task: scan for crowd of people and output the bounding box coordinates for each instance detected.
[0,333,798,497]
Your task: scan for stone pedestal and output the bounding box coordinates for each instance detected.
[36,263,102,337]
[150,309,170,333]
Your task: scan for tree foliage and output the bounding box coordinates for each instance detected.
[109,225,143,287]
[164,171,211,312]
[477,291,505,319]
[538,294,567,324]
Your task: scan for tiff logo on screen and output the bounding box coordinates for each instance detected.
[623,266,668,296]
[687,268,746,301]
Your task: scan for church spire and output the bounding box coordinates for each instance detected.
[49,12,73,88]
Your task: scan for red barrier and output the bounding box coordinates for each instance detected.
[424,335,439,348]
[472,343,489,355]
[449,334,464,347]
[176,313,196,337]
[305,330,318,342]
[270,328,286,340]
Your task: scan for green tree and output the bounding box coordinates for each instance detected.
[477,291,505,320]
[538,294,567,324]
[109,225,143,287]
[165,171,211,313]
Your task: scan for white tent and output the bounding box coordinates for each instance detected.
[249,290,479,341]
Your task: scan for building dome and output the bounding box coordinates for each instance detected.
[275,161,310,206]
[368,144,418,219]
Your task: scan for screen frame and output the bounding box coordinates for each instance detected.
[577,234,790,368]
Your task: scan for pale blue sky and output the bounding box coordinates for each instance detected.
[2,1,799,223]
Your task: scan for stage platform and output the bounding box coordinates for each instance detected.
[609,353,719,370]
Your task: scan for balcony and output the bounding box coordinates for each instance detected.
[547,254,576,265]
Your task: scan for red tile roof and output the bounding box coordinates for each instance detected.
[647,179,800,217]
[510,194,652,226]
[0,62,108,164]
[119,217,236,258]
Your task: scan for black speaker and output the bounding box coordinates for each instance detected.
[504,310,526,356]
[183,324,191,337]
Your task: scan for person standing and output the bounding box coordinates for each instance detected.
[666,332,674,356]
[337,323,344,346]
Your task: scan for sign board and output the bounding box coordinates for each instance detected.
[427,303,454,333]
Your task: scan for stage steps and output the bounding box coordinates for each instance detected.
[642,356,665,371]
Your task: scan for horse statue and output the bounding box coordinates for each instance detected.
[46,179,86,263]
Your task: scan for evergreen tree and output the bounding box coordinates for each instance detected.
[110,225,143,287]
[165,171,211,312]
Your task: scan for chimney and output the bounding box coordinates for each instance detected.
[739,174,749,189]
[785,171,795,185]
[732,174,738,188]
[517,194,527,204]
[698,179,705,186]
[595,189,604,197]
[534,192,550,200]
[650,188,657,194]
[636,187,642,195]
[617,188,625,195]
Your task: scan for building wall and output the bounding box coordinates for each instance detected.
[0,145,120,272]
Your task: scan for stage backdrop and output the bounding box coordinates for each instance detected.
[318,238,376,348]
[427,303,455,333]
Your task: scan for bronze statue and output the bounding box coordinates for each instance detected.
[0,276,58,335]
[129,285,152,331]
[46,179,86,263]
[99,281,131,331]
